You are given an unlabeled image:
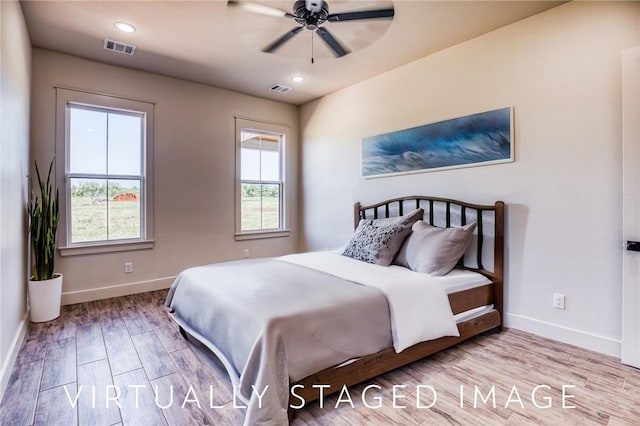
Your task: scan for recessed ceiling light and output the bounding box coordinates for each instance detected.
[114,22,136,33]
[291,75,305,83]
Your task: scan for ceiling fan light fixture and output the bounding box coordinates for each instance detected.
[114,22,136,33]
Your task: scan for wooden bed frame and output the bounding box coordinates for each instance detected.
[288,195,505,410]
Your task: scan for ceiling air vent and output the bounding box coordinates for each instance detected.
[104,39,136,56]
[269,84,292,93]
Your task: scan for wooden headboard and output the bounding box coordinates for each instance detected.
[355,195,505,320]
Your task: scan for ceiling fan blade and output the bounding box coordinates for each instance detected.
[327,8,394,22]
[263,26,304,53]
[316,27,349,57]
[228,0,294,18]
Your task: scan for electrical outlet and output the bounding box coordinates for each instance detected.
[243,249,250,258]
[553,293,565,310]
[124,262,133,273]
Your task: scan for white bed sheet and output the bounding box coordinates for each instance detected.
[436,268,492,294]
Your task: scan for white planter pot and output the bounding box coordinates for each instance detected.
[28,273,63,322]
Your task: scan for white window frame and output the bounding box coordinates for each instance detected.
[235,117,290,240]
[55,88,154,256]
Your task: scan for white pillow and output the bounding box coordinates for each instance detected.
[395,221,477,276]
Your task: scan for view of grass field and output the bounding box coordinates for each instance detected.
[71,194,279,242]
[71,196,140,243]
[241,196,279,231]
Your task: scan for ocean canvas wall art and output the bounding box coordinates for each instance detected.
[362,107,513,178]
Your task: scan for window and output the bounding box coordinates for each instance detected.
[240,131,282,231]
[235,118,289,239]
[56,88,154,255]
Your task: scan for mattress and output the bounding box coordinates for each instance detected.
[437,268,492,294]
[330,247,492,294]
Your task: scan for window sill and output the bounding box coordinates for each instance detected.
[59,240,154,257]
[234,230,290,241]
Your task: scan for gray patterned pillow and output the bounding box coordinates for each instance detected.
[342,208,423,265]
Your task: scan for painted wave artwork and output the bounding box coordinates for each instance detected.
[362,107,513,178]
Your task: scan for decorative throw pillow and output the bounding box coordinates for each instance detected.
[342,208,423,265]
[393,207,424,226]
[395,221,477,276]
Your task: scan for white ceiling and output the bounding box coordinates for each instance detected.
[20,0,564,105]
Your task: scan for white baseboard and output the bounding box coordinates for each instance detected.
[61,276,176,305]
[504,313,622,359]
[0,312,28,403]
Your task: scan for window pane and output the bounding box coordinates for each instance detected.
[240,147,261,181]
[241,183,280,231]
[108,179,141,240]
[260,184,280,229]
[241,133,281,181]
[69,108,107,174]
[108,113,142,175]
[260,148,280,181]
[241,130,259,141]
[70,178,107,243]
[241,183,261,231]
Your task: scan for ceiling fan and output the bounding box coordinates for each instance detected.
[228,0,394,59]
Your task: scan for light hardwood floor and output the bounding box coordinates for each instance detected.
[1,290,639,425]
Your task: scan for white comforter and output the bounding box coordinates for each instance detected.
[278,251,460,352]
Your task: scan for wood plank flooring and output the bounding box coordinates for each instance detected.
[1,289,639,425]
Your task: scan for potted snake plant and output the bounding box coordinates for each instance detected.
[27,158,62,322]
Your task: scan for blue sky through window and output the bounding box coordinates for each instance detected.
[69,106,142,182]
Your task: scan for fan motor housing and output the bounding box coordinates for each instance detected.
[293,0,329,29]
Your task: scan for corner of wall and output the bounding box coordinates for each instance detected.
[0,0,32,404]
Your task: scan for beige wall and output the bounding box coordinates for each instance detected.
[0,0,31,399]
[31,49,300,303]
[300,1,639,356]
